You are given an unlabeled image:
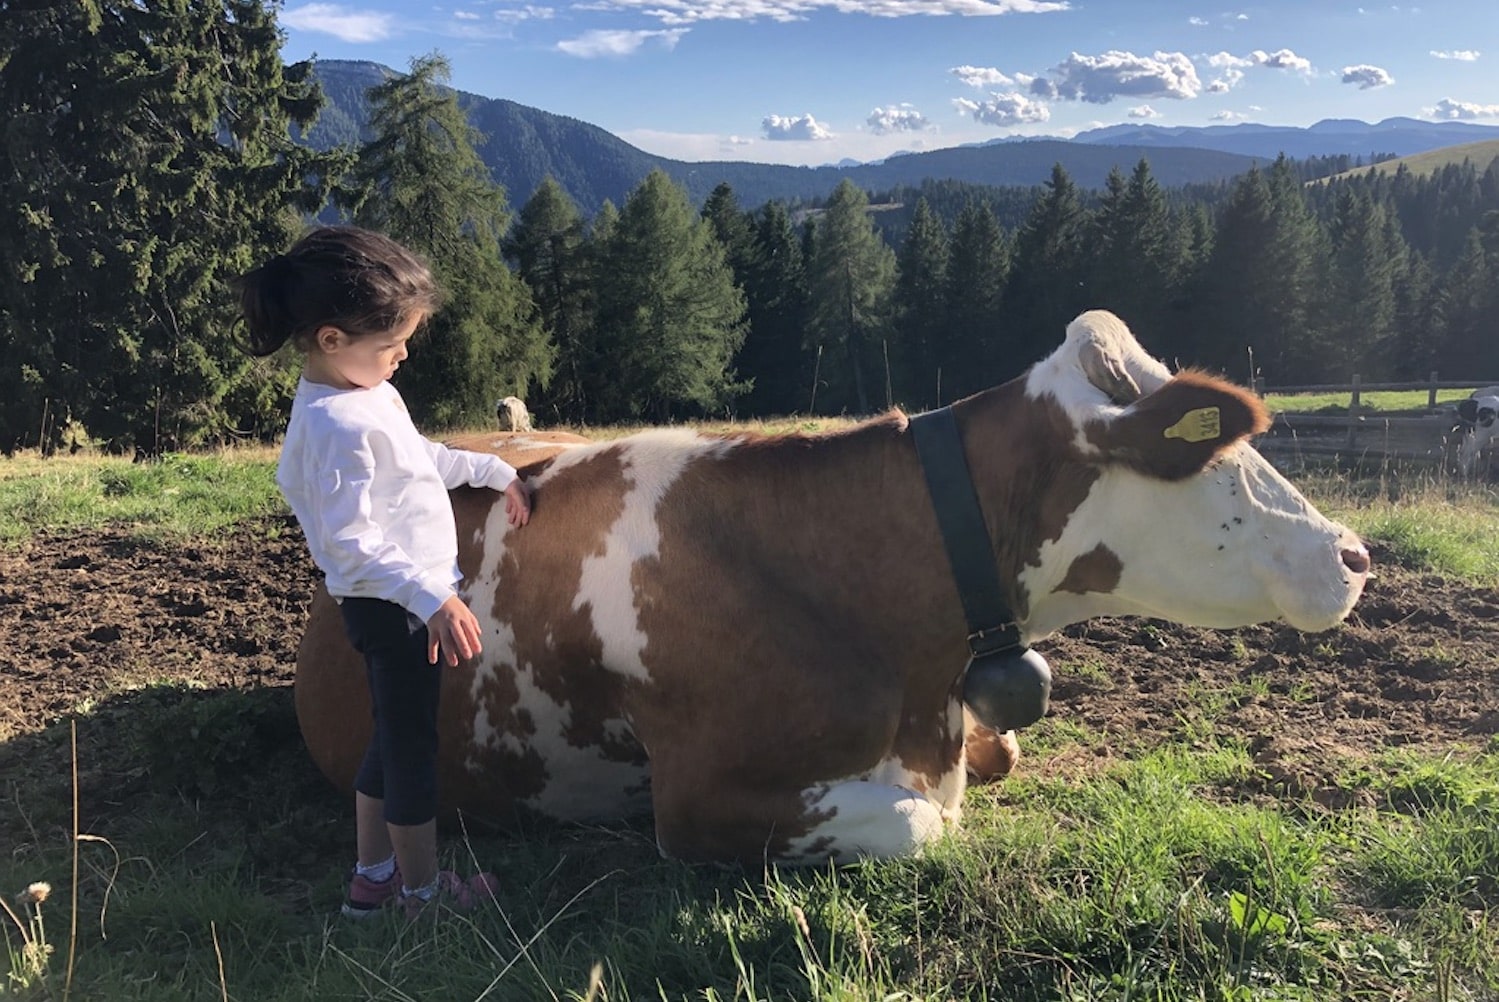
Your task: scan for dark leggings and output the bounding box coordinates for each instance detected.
[338,597,441,827]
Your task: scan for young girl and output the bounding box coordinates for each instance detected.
[237,225,530,918]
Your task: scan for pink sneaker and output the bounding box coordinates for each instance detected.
[400,871,499,919]
[341,866,402,919]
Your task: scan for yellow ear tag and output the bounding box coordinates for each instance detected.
[1163,407,1221,443]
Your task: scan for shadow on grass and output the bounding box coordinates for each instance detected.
[0,685,868,1000]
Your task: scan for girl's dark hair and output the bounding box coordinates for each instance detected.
[234,226,443,357]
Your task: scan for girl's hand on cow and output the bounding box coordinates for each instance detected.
[503,479,531,528]
[427,595,483,666]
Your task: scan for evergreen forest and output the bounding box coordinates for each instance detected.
[4,5,1499,454]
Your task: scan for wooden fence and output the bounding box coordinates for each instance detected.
[1252,373,1494,469]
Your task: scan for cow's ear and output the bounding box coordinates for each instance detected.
[1458,399,1479,424]
[1090,370,1270,481]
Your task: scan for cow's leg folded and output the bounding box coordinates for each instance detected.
[779,781,949,865]
[963,715,1021,784]
[651,775,947,866]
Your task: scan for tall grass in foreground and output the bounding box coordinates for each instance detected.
[3,715,1495,1000]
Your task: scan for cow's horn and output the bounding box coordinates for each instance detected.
[1078,334,1143,405]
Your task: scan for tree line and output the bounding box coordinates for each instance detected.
[4,6,1499,454]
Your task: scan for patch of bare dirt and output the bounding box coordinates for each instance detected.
[2,528,1495,809]
[1,519,317,743]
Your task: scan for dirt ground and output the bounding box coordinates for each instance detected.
[2,521,1497,812]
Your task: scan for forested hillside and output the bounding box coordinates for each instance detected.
[4,10,1499,455]
[304,59,1263,215]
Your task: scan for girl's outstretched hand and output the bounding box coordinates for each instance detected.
[504,479,531,528]
[427,595,482,666]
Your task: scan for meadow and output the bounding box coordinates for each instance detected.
[1,435,1496,1001]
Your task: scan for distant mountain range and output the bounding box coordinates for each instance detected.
[305,60,1499,216]
[1069,117,1499,160]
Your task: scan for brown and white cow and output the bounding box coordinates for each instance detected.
[294,311,1370,865]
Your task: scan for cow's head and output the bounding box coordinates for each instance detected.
[1456,393,1499,473]
[1456,396,1497,428]
[1008,310,1369,638]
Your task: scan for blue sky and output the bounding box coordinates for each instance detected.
[277,1,1498,167]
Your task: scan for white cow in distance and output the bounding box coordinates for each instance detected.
[497,396,533,433]
[1455,386,1499,475]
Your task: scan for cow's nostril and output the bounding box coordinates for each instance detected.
[1340,545,1371,575]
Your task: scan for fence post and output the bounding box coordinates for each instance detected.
[1346,373,1361,452]
[1428,371,1439,409]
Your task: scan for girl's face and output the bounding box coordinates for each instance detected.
[304,313,423,390]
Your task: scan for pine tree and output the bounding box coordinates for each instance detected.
[1188,160,1328,382]
[1432,229,1498,376]
[1323,190,1400,379]
[1391,247,1438,379]
[700,183,758,282]
[1001,164,1088,368]
[505,177,592,424]
[0,0,341,453]
[1082,160,1179,353]
[342,54,552,428]
[805,180,897,414]
[587,170,748,422]
[736,202,812,417]
[1264,156,1332,377]
[942,202,1009,400]
[892,198,950,409]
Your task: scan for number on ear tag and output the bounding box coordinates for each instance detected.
[1163,407,1221,443]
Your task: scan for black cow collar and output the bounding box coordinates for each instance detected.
[909,405,1051,731]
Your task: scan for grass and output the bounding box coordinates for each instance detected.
[0,448,284,544]
[3,435,1498,999]
[3,705,1494,1000]
[1261,388,1484,415]
[1293,470,1499,585]
[1317,139,1499,184]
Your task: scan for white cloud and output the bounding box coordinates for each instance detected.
[867,104,933,134]
[1203,48,1313,89]
[493,4,556,22]
[1431,50,1480,61]
[953,91,1050,126]
[1341,64,1393,89]
[280,3,395,42]
[1206,51,1253,69]
[1207,70,1244,92]
[1128,104,1161,118]
[1210,109,1247,121]
[950,65,1015,88]
[1188,16,1207,26]
[1249,48,1312,73]
[579,0,1069,27]
[556,28,688,57]
[1426,98,1499,120]
[762,113,835,141]
[1030,50,1201,104]
[454,10,479,19]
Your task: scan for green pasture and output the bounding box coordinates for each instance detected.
[1317,138,1499,184]
[1262,388,1483,416]
[3,443,1497,1000]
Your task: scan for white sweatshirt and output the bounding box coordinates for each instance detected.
[276,378,518,623]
